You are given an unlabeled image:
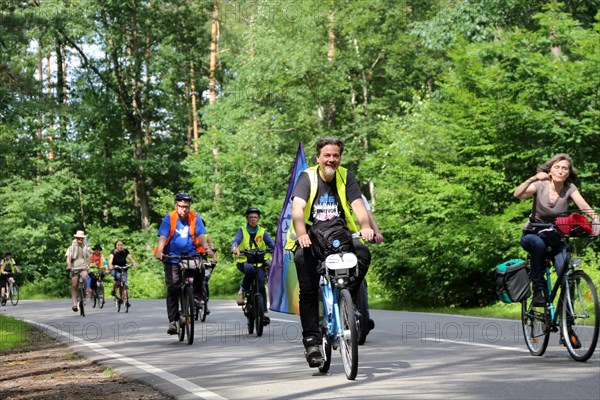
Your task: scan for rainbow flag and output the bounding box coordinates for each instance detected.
[269,143,307,314]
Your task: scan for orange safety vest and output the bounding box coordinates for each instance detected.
[154,210,205,254]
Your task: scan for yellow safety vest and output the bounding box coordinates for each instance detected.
[285,165,358,250]
[237,226,268,264]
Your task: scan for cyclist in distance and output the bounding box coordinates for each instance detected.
[66,230,92,312]
[1,251,20,302]
[287,137,374,367]
[155,192,214,335]
[514,153,599,307]
[108,240,137,309]
[88,244,107,296]
[232,207,275,323]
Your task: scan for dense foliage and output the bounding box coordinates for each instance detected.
[1,1,598,307]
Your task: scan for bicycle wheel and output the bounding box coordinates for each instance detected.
[255,294,264,337]
[184,286,195,345]
[78,285,85,317]
[338,288,358,380]
[98,283,105,309]
[178,288,186,342]
[200,299,208,322]
[123,285,129,313]
[318,331,332,373]
[561,271,599,362]
[356,281,368,345]
[521,297,549,356]
[116,284,122,313]
[244,291,255,335]
[10,283,19,306]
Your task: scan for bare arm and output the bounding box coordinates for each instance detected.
[155,236,168,260]
[350,198,374,241]
[292,197,311,248]
[514,172,549,199]
[570,190,599,221]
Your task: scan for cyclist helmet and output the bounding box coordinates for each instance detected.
[174,192,192,203]
[245,207,261,217]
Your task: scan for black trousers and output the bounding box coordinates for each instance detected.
[163,263,205,323]
[294,238,370,345]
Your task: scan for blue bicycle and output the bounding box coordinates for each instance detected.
[317,233,361,380]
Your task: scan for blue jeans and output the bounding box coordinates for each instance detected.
[520,232,567,294]
[237,262,268,311]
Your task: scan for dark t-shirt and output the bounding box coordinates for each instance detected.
[292,168,362,224]
[110,249,130,267]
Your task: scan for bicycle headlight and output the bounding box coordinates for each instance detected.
[570,257,581,268]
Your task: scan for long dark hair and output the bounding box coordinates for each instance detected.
[537,153,578,184]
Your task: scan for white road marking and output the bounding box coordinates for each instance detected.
[425,337,530,352]
[24,319,228,400]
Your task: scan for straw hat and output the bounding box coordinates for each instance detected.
[74,230,86,239]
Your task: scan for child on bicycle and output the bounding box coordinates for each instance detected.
[232,207,275,323]
[88,244,108,295]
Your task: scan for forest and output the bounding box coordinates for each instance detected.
[1,0,599,308]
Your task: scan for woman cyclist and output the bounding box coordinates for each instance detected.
[109,240,137,309]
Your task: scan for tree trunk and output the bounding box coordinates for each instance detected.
[190,59,199,153]
[209,0,221,202]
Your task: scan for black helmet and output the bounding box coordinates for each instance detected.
[92,244,103,251]
[175,192,192,203]
[245,207,261,216]
[4,251,11,256]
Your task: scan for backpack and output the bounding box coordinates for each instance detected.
[308,217,354,261]
[495,259,530,303]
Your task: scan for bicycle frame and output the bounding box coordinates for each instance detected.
[164,253,205,345]
[318,250,360,380]
[239,249,272,337]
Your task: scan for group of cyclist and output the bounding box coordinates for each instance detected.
[59,138,599,368]
[65,231,137,312]
[153,137,384,368]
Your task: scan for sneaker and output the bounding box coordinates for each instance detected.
[303,337,323,368]
[305,346,323,368]
[72,305,78,312]
[205,306,211,315]
[126,301,131,308]
[167,321,177,335]
[194,297,201,308]
[263,315,270,326]
[236,291,245,306]
[111,289,116,297]
[531,290,546,307]
[368,319,375,332]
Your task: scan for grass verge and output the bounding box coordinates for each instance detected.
[0,314,32,351]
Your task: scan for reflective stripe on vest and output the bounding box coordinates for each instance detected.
[285,165,358,250]
[154,210,202,254]
[237,226,266,263]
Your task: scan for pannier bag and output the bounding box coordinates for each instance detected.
[308,217,354,261]
[495,259,530,303]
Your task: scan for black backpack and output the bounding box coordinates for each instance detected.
[308,217,354,261]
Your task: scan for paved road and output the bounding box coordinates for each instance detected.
[2,299,599,399]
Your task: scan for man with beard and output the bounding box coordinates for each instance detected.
[287,137,374,367]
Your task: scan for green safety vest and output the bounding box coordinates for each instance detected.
[285,165,358,250]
